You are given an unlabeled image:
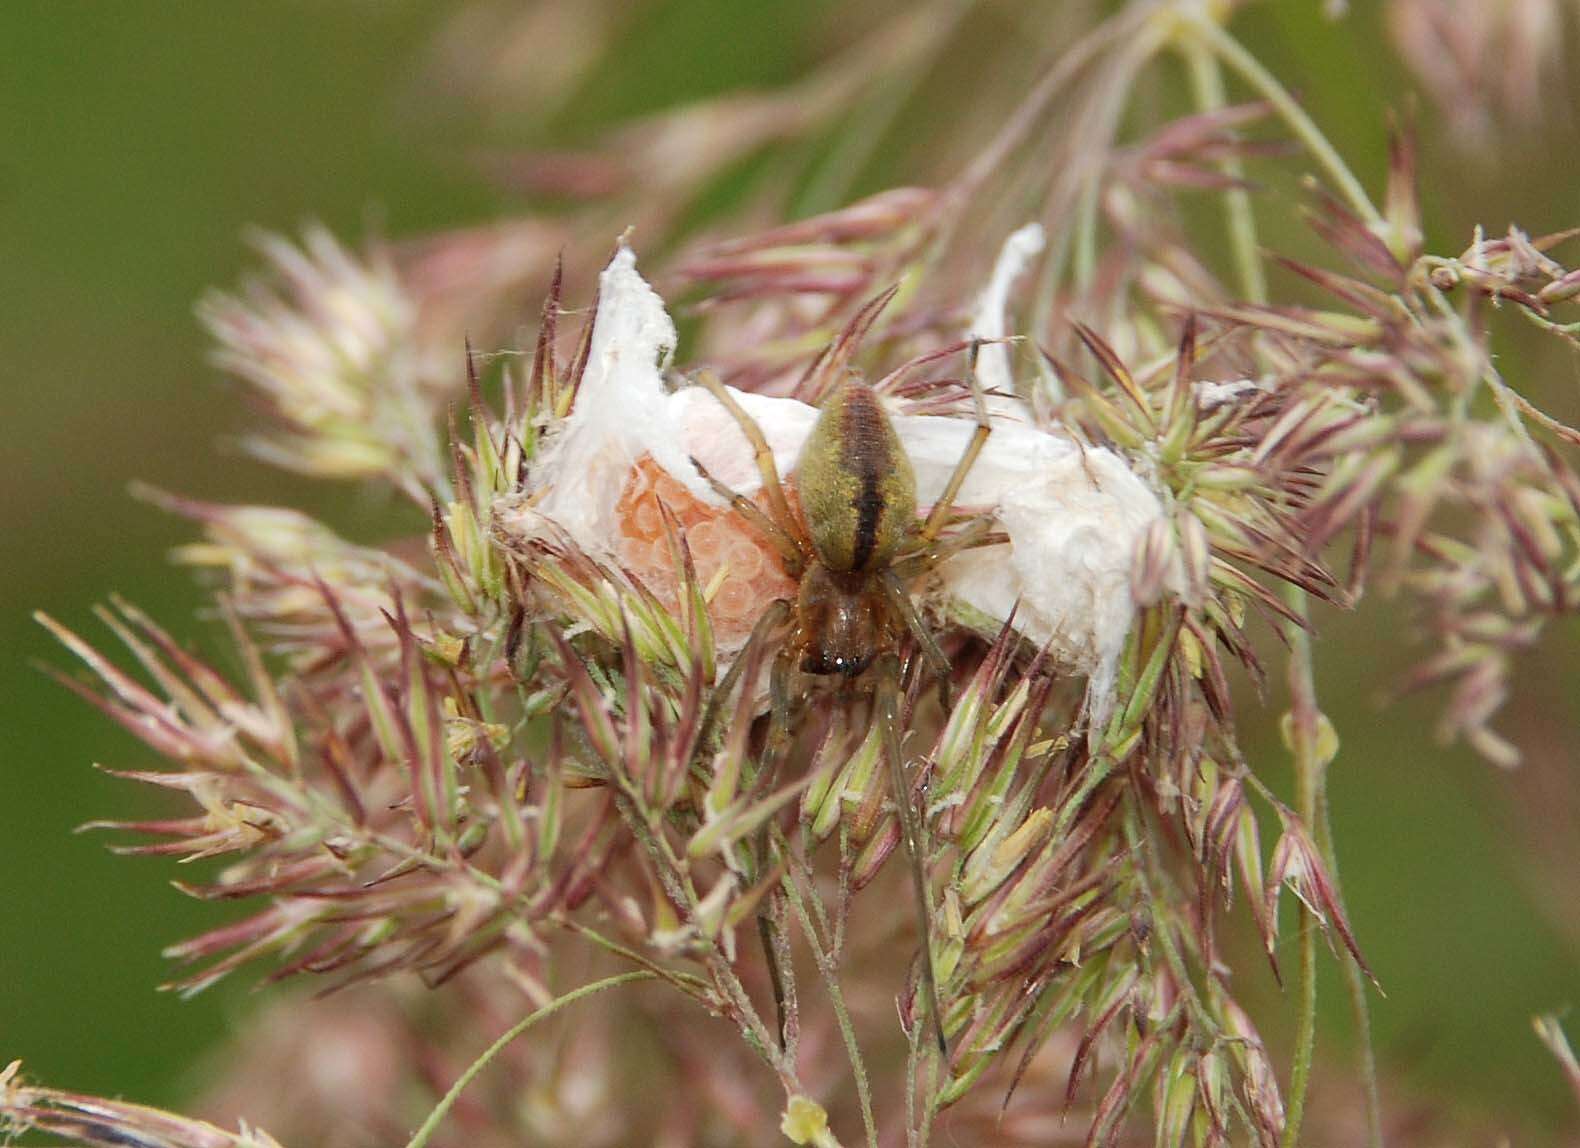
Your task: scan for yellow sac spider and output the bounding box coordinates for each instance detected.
[689,338,996,1056]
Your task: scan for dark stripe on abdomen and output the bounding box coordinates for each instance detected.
[841,385,891,572]
[850,470,884,570]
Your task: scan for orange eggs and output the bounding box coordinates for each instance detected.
[613,456,798,646]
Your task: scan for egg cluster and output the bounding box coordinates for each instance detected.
[613,455,798,647]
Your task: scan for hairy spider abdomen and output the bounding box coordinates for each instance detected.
[795,377,916,574]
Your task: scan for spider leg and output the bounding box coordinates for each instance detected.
[688,455,806,576]
[757,890,797,1054]
[692,370,810,564]
[879,570,951,707]
[874,652,949,1060]
[755,644,803,1049]
[701,617,802,1050]
[698,598,791,751]
[891,516,1007,581]
[762,642,799,784]
[917,340,993,546]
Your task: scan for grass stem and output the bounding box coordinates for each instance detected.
[1188,15,1383,228]
[781,854,880,1148]
[1179,23,1385,1143]
[405,971,656,1148]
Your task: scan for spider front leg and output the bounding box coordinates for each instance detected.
[755,643,809,1049]
[692,370,809,569]
[700,611,803,1049]
[892,516,1007,582]
[874,652,949,1059]
[763,643,800,779]
[917,339,993,546]
[697,598,791,749]
[879,570,951,703]
[688,456,806,576]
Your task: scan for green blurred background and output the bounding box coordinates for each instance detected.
[1,0,1574,1140]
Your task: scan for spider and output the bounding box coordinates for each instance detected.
[688,344,997,1056]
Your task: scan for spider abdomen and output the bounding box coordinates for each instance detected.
[794,378,917,574]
